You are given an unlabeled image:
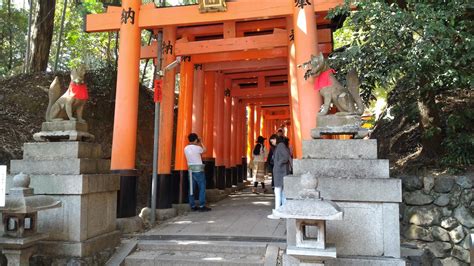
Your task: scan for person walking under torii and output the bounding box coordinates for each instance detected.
[268,136,292,219]
[251,136,267,194]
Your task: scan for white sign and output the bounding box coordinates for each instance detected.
[0,165,6,207]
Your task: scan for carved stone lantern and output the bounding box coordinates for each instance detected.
[0,173,61,265]
[274,172,343,261]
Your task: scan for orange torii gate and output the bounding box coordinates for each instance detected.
[86,0,343,207]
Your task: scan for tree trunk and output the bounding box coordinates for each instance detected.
[53,0,67,72]
[24,0,34,73]
[417,89,443,160]
[28,0,56,72]
[7,0,13,71]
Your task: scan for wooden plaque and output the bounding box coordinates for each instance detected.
[199,0,227,13]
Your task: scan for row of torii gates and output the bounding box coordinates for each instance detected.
[86,0,344,207]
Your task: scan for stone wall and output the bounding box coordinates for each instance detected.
[400,175,473,265]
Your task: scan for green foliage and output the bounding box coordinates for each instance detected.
[0,4,28,77]
[0,0,117,75]
[332,14,354,50]
[149,0,198,6]
[52,0,197,72]
[169,0,198,5]
[328,0,473,103]
[441,109,474,172]
[328,0,474,168]
[0,0,206,77]
[50,0,114,71]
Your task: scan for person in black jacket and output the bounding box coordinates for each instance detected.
[266,134,277,189]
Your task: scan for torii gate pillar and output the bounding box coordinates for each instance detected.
[293,0,321,141]
[111,0,142,172]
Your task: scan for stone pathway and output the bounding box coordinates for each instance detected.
[144,185,286,240]
[124,183,286,265]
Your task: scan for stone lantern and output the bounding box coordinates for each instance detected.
[0,172,61,265]
[274,172,343,263]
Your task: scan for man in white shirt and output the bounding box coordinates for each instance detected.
[184,133,211,212]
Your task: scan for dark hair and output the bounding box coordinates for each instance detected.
[269,134,277,147]
[276,136,286,144]
[277,129,283,133]
[253,143,262,155]
[283,137,290,147]
[188,133,199,142]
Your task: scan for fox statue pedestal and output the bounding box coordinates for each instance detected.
[9,123,119,259]
[284,138,405,265]
[33,121,95,142]
[311,115,368,139]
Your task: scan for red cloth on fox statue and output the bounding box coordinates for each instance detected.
[314,69,336,91]
[67,82,89,100]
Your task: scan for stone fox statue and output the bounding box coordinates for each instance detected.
[300,53,365,116]
[45,67,88,122]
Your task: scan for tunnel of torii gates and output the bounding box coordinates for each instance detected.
[85,0,345,205]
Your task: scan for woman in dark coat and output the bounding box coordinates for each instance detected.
[266,134,277,188]
[271,136,291,212]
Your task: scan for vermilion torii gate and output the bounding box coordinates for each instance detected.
[86,0,343,204]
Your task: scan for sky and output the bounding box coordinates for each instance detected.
[12,0,28,9]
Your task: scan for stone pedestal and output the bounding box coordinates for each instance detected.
[0,233,48,266]
[312,115,368,139]
[8,141,120,257]
[33,121,95,142]
[2,246,36,266]
[284,139,405,265]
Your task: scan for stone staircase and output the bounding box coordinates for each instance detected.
[124,239,279,265]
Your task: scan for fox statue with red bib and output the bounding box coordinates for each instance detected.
[299,52,365,116]
[46,66,89,123]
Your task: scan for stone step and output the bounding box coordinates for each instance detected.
[302,139,378,159]
[137,240,268,255]
[293,158,389,179]
[10,158,111,175]
[284,254,406,266]
[22,142,102,160]
[105,240,138,266]
[125,250,264,266]
[125,240,269,266]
